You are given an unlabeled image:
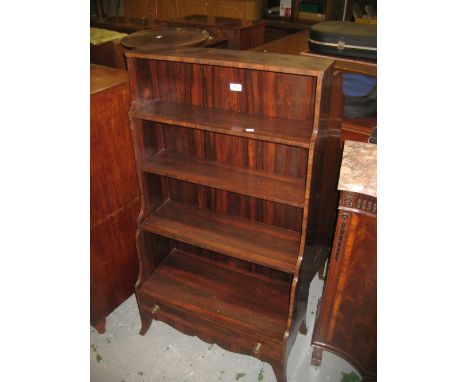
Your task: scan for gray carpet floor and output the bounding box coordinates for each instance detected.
[90,274,358,382]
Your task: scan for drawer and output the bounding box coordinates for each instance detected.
[136,292,283,363]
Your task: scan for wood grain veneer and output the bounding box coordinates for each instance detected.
[142,150,305,207]
[311,192,377,381]
[168,15,266,50]
[140,248,290,340]
[141,200,300,273]
[133,100,314,148]
[125,46,333,75]
[126,48,342,382]
[90,65,139,333]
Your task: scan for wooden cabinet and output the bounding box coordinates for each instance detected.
[123,0,182,20]
[122,0,262,21]
[311,141,377,381]
[125,47,342,382]
[124,0,157,20]
[90,65,140,333]
[156,0,181,19]
[90,36,127,69]
[178,0,263,20]
[179,0,208,17]
[214,0,262,20]
[168,15,266,49]
[340,116,376,144]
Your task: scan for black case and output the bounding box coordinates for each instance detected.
[309,21,377,60]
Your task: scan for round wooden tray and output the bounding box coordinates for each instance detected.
[121,26,210,49]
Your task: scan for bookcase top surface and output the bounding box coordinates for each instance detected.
[125,47,334,76]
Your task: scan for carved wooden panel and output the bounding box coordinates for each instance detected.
[311,192,377,381]
[340,191,377,216]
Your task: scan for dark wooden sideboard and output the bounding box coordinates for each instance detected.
[90,65,140,333]
[90,37,127,69]
[167,15,266,49]
[91,17,165,34]
[125,47,343,382]
[91,25,228,70]
[311,141,377,381]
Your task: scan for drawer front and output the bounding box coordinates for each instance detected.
[136,292,283,363]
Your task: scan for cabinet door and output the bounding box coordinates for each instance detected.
[313,209,377,378]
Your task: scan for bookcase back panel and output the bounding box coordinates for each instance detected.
[171,239,293,283]
[138,231,293,285]
[134,59,317,122]
[141,119,165,159]
[143,122,308,179]
[138,171,303,232]
[158,176,303,232]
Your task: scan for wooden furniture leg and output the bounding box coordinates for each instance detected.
[318,260,327,280]
[139,311,153,335]
[299,319,308,335]
[93,316,106,334]
[271,360,287,382]
[311,345,323,366]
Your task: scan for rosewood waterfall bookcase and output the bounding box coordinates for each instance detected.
[125,47,342,382]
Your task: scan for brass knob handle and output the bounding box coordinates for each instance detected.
[252,342,262,355]
[151,304,160,316]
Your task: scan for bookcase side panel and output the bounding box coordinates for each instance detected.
[285,68,341,360]
[135,231,174,289]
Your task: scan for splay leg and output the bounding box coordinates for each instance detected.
[311,345,323,366]
[139,311,153,335]
[271,360,287,382]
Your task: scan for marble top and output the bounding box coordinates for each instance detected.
[338,141,377,197]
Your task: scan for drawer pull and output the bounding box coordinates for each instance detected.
[252,342,262,355]
[151,304,161,316]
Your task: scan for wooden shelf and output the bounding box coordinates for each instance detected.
[140,248,290,341]
[140,200,300,273]
[133,100,313,148]
[142,150,305,208]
